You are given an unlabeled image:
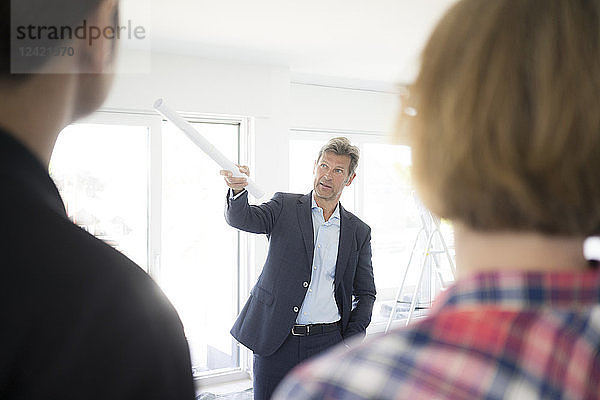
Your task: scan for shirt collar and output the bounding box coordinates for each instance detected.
[311,192,341,221]
[435,270,600,312]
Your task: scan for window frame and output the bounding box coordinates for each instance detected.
[70,109,256,386]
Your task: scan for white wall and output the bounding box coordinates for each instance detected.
[104,50,401,191]
[290,83,399,135]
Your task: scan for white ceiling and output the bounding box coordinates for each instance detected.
[123,0,458,88]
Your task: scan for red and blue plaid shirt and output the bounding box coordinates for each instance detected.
[273,270,600,399]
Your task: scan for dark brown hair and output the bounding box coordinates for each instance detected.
[1,0,107,79]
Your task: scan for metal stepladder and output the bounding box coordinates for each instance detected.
[384,193,456,333]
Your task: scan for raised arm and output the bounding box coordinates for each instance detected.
[221,165,283,234]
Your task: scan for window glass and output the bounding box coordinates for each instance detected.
[52,118,247,379]
[362,144,424,324]
[161,121,240,376]
[50,123,149,269]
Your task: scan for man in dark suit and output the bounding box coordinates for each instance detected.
[221,137,376,400]
[0,0,194,398]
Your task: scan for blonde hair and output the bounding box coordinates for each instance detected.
[401,0,600,235]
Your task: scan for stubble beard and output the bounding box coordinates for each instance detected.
[314,181,338,201]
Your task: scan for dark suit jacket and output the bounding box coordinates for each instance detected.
[0,130,195,399]
[226,190,376,356]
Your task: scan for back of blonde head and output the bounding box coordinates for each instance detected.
[403,0,600,235]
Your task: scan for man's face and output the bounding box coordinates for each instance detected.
[313,151,356,202]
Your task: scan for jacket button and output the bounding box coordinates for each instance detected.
[293,306,299,312]
[303,281,309,288]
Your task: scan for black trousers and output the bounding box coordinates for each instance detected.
[252,325,343,400]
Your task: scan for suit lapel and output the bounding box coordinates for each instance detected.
[335,204,356,289]
[297,192,314,269]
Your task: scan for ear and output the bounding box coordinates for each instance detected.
[345,172,356,186]
[69,0,119,120]
[75,0,119,74]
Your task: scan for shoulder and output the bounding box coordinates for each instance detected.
[1,204,193,396]
[274,330,415,399]
[342,207,371,234]
[273,192,309,207]
[0,176,156,297]
[276,314,476,400]
[274,192,305,201]
[3,201,185,340]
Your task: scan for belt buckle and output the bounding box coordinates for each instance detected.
[291,324,310,336]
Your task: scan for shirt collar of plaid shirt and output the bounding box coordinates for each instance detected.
[434,269,600,311]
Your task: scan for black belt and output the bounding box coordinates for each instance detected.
[291,321,340,337]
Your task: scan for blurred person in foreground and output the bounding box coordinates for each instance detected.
[273,0,600,398]
[0,0,194,398]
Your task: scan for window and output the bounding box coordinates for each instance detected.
[161,121,241,376]
[50,112,253,384]
[289,131,455,332]
[50,122,150,269]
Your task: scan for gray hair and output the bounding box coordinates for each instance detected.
[317,137,360,178]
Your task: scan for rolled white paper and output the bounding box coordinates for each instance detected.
[584,236,600,261]
[154,98,264,199]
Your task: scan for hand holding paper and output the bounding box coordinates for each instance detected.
[154,98,264,199]
[220,165,251,195]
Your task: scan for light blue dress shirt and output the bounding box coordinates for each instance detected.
[296,195,342,324]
